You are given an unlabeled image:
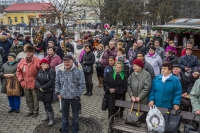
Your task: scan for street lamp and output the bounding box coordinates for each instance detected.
[3,12,6,25]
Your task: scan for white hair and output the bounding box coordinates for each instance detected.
[137,40,143,44]
[45,31,52,35]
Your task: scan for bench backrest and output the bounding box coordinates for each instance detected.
[115,100,200,121]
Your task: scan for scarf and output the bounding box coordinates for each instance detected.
[77,44,84,50]
[96,50,104,59]
[149,53,155,57]
[112,69,124,81]
[8,61,16,66]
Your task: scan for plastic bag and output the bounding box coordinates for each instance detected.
[146,105,165,133]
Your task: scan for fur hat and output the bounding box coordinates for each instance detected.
[25,46,35,52]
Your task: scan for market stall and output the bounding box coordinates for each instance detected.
[152,18,200,58]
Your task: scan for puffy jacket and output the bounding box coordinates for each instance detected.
[9,45,23,56]
[166,55,178,65]
[156,46,166,61]
[0,40,12,63]
[190,78,200,112]
[36,68,55,102]
[101,48,117,67]
[138,45,146,54]
[179,54,199,72]
[145,53,162,76]
[102,34,111,46]
[45,54,62,71]
[16,56,41,89]
[148,74,182,109]
[81,51,95,74]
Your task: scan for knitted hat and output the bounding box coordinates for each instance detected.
[193,67,200,73]
[25,46,35,52]
[7,53,16,59]
[40,58,50,65]
[132,59,144,68]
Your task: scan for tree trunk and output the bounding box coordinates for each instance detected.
[100,19,104,34]
[116,20,119,34]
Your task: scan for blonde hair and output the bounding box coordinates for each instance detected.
[0,35,7,42]
[98,44,104,50]
[117,42,123,46]
[169,40,174,45]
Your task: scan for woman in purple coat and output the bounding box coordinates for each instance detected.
[165,41,177,55]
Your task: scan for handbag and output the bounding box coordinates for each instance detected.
[184,114,200,133]
[101,95,107,111]
[6,76,21,96]
[125,102,144,127]
[164,109,182,133]
[96,62,103,68]
[83,65,92,73]
[146,105,165,133]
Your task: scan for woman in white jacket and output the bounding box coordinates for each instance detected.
[94,44,104,87]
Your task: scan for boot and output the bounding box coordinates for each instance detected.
[84,83,89,95]
[42,111,49,121]
[97,77,101,87]
[48,111,54,126]
[87,84,93,96]
[100,78,103,87]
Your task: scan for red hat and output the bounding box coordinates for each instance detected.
[132,59,144,68]
[40,58,50,65]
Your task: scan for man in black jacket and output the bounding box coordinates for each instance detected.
[44,31,57,51]
[102,30,111,47]
[126,32,136,52]
[137,40,146,54]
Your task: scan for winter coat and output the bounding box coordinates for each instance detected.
[165,46,177,55]
[36,68,55,102]
[0,40,12,63]
[81,51,95,74]
[94,50,104,63]
[110,30,115,38]
[56,47,65,60]
[102,34,112,46]
[143,60,155,80]
[138,45,146,54]
[104,66,113,77]
[148,74,182,109]
[128,48,138,63]
[145,37,150,46]
[126,36,136,51]
[9,45,23,56]
[66,42,74,54]
[179,55,199,72]
[173,72,189,94]
[190,78,200,112]
[0,61,18,93]
[128,69,151,105]
[44,36,57,50]
[101,48,117,67]
[145,53,162,76]
[187,75,198,94]
[181,48,186,57]
[79,50,85,62]
[156,46,166,62]
[103,71,127,111]
[16,51,26,61]
[16,56,41,89]
[35,41,45,54]
[179,54,199,72]
[55,64,85,99]
[45,54,62,71]
[166,55,178,65]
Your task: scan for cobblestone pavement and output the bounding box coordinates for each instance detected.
[0,74,111,133]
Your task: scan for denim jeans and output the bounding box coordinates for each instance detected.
[61,98,80,133]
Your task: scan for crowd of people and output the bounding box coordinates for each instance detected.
[0,25,200,133]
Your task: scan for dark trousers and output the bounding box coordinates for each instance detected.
[84,73,93,84]
[96,67,104,78]
[7,96,20,110]
[61,98,80,133]
[43,102,53,112]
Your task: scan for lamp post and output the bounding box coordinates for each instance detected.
[3,12,6,25]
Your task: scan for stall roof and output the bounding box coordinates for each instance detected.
[168,18,200,25]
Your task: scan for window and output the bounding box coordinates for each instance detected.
[14,17,17,22]
[21,17,24,23]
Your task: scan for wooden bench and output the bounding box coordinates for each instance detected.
[108,100,200,133]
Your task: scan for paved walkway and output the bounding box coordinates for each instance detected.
[0,75,110,133]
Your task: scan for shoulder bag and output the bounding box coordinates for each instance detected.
[125,102,144,127]
[184,114,200,133]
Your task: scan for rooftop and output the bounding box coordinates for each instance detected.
[3,3,55,12]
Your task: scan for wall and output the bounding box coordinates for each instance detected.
[5,12,39,25]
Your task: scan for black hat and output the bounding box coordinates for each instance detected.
[88,34,92,37]
[173,64,181,68]
[7,53,16,59]
[14,32,18,35]
[25,46,35,52]
[63,55,73,61]
[18,34,24,37]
